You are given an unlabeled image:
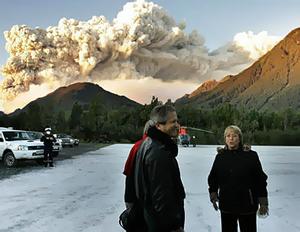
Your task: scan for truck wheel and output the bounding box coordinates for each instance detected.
[4,152,17,167]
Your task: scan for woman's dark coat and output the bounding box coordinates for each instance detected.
[208,147,268,214]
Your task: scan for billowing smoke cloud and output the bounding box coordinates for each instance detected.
[0,0,281,111]
[233,31,281,60]
[205,31,281,80]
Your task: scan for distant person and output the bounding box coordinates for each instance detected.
[121,120,155,232]
[208,125,268,232]
[191,135,196,147]
[134,105,185,232]
[40,127,56,167]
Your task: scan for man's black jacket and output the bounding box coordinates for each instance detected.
[134,127,185,230]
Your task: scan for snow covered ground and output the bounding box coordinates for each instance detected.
[0,144,299,232]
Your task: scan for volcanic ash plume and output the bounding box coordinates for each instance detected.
[0,1,206,101]
[206,31,281,80]
[0,0,280,103]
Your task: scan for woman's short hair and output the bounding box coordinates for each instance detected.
[224,125,243,145]
[150,104,176,124]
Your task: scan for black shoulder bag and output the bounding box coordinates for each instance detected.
[119,201,144,231]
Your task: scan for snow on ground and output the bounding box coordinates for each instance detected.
[0,145,299,232]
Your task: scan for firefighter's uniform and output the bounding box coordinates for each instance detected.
[40,128,56,167]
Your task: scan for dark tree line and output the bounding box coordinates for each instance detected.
[177,104,300,145]
[1,99,300,145]
[0,97,161,143]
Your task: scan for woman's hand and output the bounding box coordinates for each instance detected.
[258,204,269,216]
[210,192,219,211]
[258,197,269,217]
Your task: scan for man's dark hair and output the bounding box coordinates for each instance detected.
[150,104,176,124]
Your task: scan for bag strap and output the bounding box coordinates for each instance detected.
[119,208,129,230]
[119,218,124,229]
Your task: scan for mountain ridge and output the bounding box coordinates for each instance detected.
[8,82,141,116]
[175,27,300,111]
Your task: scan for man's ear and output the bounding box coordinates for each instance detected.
[155,123,161,130]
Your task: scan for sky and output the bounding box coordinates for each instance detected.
[0,0,300,112]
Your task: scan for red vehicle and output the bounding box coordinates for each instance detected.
[178,126,213,147]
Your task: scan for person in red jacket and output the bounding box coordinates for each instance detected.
[122,120,154,232]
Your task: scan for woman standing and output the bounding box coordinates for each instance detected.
[208,125,268,232]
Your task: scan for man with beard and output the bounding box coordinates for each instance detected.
[134,104,185,232]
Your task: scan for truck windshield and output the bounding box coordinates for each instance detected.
[27,131,43,140]
[3,131,31,141]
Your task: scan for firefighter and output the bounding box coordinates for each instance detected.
[40,127,56,167]
[192,135,196,147]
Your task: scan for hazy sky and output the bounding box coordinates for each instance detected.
[0,0,299,112]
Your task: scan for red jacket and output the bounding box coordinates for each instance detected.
[123,134,147,176]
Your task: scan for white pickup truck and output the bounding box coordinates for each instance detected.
[0,128,45,167]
